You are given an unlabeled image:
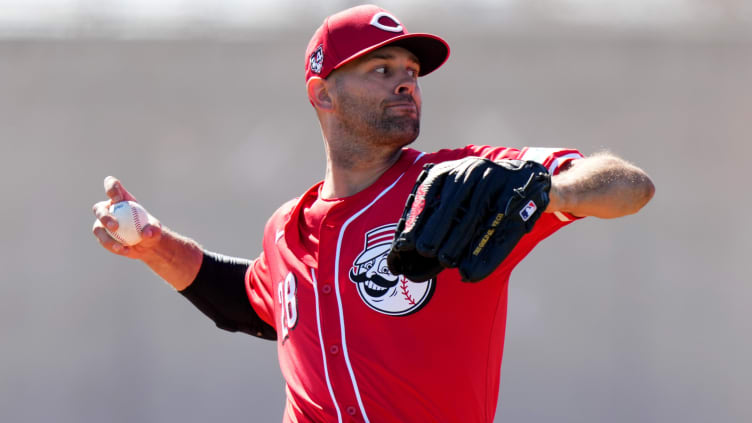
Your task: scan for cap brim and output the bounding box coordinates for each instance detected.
[333,33,450,77]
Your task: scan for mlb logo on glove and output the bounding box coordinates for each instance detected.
[519,200,537,222]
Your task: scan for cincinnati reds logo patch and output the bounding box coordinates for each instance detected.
[310,45,324,74]
[369,12,404,33]
[349,224,435,316]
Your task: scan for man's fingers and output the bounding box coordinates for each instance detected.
[138,223,162,246]
[94,176,153,258]
[92,220,130,255]
[104,176,137,203]
[92,200,119,232]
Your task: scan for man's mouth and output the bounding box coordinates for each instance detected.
[385,103,417,114]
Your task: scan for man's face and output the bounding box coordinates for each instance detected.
[328,46,423,148]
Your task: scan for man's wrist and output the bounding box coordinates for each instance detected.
[547,178,565,213]
[141,227,204,291]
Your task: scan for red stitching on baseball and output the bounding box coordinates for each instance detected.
[400,279,416,305]
[131,205,143,232]
[110,230,126,244]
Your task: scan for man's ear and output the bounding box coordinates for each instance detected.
[306,77,333,110]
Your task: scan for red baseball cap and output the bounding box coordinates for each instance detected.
[304,4,450,82]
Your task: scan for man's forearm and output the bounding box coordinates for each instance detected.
[140,227,204,291]
[547,153,655,218]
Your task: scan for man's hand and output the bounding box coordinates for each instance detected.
[91,176,162,258]
[91,176,202,291]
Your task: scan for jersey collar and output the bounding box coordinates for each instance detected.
[282,148,423,268]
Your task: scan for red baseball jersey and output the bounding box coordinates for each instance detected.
[245,145,583,422]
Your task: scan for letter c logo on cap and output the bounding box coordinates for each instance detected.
[369,12,403,33]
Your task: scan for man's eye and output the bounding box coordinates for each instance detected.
[362,262,373,270]
[407,68,418,77]
[375,66,387,74]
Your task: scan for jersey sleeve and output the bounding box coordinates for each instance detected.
[243,199,301,334]
[244,249,277,333]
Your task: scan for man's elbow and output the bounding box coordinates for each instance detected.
[641,175,656,206]
[594,169,655,219]
[622,171,656,216]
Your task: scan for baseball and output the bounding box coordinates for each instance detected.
[105,201,149,246]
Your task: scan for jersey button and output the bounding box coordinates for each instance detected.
[329,345,339,355]
[346,406,357,416]
[321,284,332,294]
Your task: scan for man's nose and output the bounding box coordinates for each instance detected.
[394,74,416,96]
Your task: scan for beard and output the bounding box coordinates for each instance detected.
[334,89,421,149]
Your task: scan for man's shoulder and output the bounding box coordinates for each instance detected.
[418,145,584,170]
[270,198,300,221]
[261,180,323,240]
[419,144,521,162]
[267,181,322,223]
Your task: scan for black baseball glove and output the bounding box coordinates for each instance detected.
[387,157,551,282]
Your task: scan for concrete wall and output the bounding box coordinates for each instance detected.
[1,25,750,422]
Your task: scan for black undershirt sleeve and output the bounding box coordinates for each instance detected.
[179,250,276,340]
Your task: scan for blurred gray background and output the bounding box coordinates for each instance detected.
[1,0,750,422]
